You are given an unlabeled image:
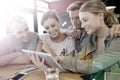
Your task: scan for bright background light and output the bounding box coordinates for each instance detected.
[0,0,49,40]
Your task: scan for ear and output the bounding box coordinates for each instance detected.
[98,12,104,20]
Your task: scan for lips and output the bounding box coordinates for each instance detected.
[51,33,56,36]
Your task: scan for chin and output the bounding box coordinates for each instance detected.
[50,34,59,38]
[50,35,57,38]
[50,33,59,38]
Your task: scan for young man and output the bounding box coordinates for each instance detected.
[0,16,39,67]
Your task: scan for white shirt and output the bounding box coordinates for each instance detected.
[40,34,75,55]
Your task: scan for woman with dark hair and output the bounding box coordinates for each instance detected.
[39,11,75,57]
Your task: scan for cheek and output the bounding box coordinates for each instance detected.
[15,34,21,39]
[53,26,59,32]
[90,24,98,34]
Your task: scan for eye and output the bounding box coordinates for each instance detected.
[17,31,22,35]
[81,17,88,23]
[45,26,49,30]
[83,18,88,22]
[25,27,29,32]
[51,23,55,28]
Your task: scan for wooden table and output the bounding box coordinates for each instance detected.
[0,64,83,80]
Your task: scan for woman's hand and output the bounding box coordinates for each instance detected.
[55,56,64,63]
[37,38,52,53]
[41,41,57,57]
[27,52,48,69]
[41,41,50,53]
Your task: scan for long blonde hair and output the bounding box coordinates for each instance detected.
[79,0,119,27]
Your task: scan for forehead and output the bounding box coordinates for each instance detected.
[43,18,58,27]
[69,9,79,18]
[79,12,94,20]
[13,23,28,33]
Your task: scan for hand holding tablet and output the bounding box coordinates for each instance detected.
[22,49,64,71]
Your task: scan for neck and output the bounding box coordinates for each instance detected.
[50,32,66,43]
[96,24,109,39]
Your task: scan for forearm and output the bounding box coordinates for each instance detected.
[0,52,23,67]
[44,47,56,57]
[90,38,120,73]
[61,56,92,74]
[10,54,31,65]
[91,52,120,74]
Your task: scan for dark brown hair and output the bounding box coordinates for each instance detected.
[41,11,59,26]
[67,1,84,12]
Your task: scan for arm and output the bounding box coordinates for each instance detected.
[27,38,56,68]
[0,51,31,67]
[10,52,31,65]
[91,37,120,74]
[41,41,57,57]
[0,37,30,66]
[36,38,57,57]
[61,28,82,39]
[57,38,120,74]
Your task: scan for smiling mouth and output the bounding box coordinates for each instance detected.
[51,33,56,35]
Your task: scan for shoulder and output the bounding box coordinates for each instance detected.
[30,32,39,38]
[39,34,50,41]
[1,35,15,43]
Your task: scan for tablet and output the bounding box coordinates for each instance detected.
[22,49,64,71]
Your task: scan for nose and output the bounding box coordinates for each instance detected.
[48,27,53,33]
[22,31,28,37]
